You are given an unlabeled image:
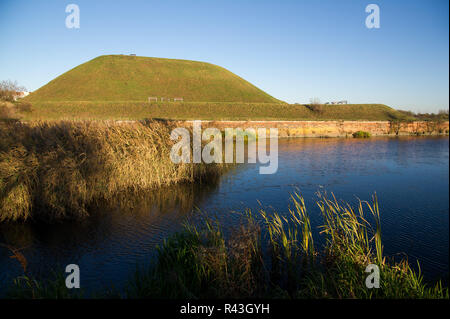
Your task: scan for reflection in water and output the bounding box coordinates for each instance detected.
[193,136,449,284]
[0,136,448,294]
[0,177,223,294]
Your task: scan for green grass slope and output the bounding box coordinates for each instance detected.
[24,102,414,121]
[27,55,280,103]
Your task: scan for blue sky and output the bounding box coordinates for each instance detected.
[0,0,448,112]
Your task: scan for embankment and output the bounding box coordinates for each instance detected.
[21,102,413,122]
[182,120,449,137]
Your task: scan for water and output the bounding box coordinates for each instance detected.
[0,136,448,295]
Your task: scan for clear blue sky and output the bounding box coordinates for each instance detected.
[0,0,448,112]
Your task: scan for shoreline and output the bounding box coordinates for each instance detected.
[18,119,450,138]
[169,120,449,138]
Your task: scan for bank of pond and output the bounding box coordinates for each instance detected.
[4,192,448,299]
[0,120,448,298]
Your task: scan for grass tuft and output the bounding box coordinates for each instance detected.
[352,131,371,138]
[123,192,448,299]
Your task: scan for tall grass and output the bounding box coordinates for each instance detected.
[125,211,264,299]
[7,192,448,299]
[123,192,447,299]
[0,120,224,222]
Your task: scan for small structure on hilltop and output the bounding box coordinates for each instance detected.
[325,100,348,105]
[147,97,184,102]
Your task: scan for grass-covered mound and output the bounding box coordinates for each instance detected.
[0,120,224,222]
[26,55,280,103]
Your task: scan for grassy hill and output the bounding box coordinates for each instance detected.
[26,55,280,103]
[20,54,417,121]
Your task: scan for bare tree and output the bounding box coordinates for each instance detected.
[310,97,321,106]
[308,97,324,113]
[0,80,26,102]
[438,109,449,117]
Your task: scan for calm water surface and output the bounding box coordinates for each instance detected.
[0,136,448,295]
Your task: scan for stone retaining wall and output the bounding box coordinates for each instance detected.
[178,120,449,137]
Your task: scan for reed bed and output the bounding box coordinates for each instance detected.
[124,192,447,299]
[0,120,224,222]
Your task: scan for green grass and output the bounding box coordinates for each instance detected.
[6,192,447,299]
[126,192,448,299]
[17,54,417,121]
[26,55,280,103]
[7,273,85,299]
[352,131,371,138]
[22,101,414,121]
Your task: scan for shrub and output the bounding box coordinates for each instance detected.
[0,80,26,102]
[16,102,32,113]
[352,131,371,138]
[307,98,324,114]
[0,102,18,120]
[0,101,31,120]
